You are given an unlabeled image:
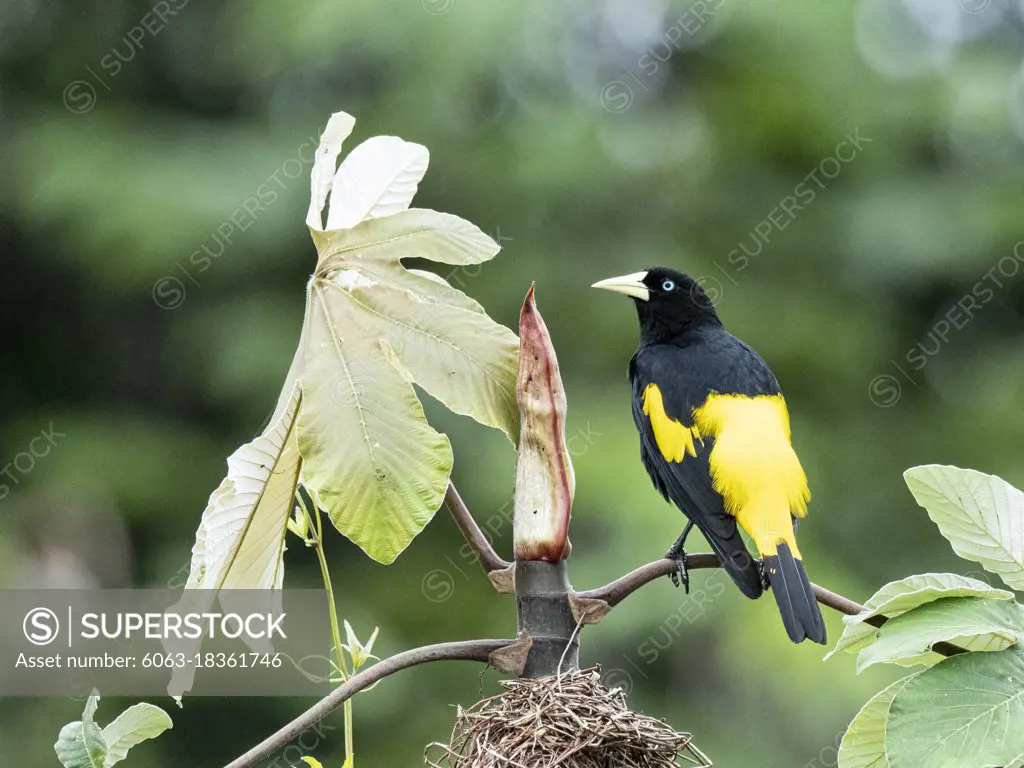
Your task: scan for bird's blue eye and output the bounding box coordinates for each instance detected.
[661,279,676,292]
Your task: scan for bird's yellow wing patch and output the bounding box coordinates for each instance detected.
[693,393,810,557]
[642,383,702,462]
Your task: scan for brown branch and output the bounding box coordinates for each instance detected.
[445,482,515,592]
[573,554,966,657]
[223,638,522,768]
[445,482,511,572]
[574,555,720,607]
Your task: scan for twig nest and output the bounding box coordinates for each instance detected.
[426,666,711,768]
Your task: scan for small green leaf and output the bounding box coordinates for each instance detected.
[300,758,324,768]
[101,703,173,766]
[54,723,107,768]
[826,573,1014,661]
[55,693,108,768]
[905,465,1024,590]
[82,692,100,725]
[838,673,919,768]
[857,597,1024,673]
[887,645,1024,768]
[342,620,379,671]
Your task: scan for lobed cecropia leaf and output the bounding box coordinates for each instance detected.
[905,465,1024,591]
[298,111,519,564]
[177,109,519,586]
[513,284,574,562]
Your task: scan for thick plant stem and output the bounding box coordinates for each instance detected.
[515,560,579,677]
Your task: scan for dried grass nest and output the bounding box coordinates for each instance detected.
[426,666,712,768]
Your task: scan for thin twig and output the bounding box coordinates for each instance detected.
[445,481,512,573]
[223,639,518,768]
[574,554,966,656]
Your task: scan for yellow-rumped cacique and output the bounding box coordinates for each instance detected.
[593,267,826,644]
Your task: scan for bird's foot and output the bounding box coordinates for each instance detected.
[666,549,690,594]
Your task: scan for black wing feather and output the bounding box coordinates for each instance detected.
[629,330,778,599]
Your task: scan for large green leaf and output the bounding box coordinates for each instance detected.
[826,573,1014,661]
[101,703,173,766]
[838,674,919,768]
[180,109,518,570]
[856,597,1023,672]
[905,465,1024,591]
[297,111,519,563]
[887,646,1024,768]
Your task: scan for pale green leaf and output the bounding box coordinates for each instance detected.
[826,573,1014,661]
[856,597,1023,672]
[300,759,324,768]
[183,381,301,592]
[314,208,503,268]
[887,645,1024,768]
[905,465,1024,590]
[838,673,919,768]
[169,382,300,696]
[101,703,173,766]
[306,111,356,230]
[292,114,519,564]
[318,260,519,435]
[83,692,100,725]
[986,756,1024,768]
[55,694,107,768]
[297,282,454,564]
[54,722,107,768]
[342,620,379,670]
[325,135,428,230]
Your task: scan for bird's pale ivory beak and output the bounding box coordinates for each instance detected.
[591,271,650,301]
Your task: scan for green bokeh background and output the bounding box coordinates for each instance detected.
[3,0,1024,764]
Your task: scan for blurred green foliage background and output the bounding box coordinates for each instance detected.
[3,0,1024,764]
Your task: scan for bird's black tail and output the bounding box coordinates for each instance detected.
[705,531,763,600]
[763,542,826,644]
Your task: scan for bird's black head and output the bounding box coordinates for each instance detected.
[592,266,722,343]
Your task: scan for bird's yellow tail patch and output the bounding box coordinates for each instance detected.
[692,393,810,557]
[642,384,702,462]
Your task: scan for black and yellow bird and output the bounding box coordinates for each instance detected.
[593,267,826,644]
